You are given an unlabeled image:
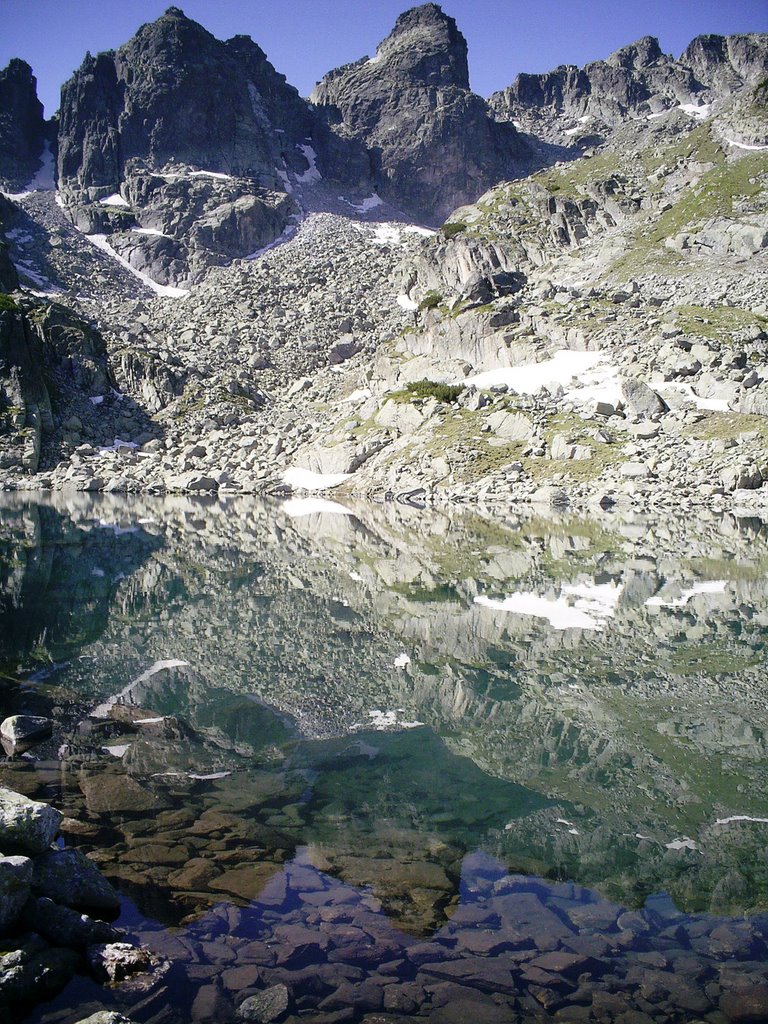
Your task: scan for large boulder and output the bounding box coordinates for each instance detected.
[0,788,61,854]
[32,848,121,912]
[0,855,33,934]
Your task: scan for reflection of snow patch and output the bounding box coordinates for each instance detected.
[723,138,768,152]
[283,467,351,491]
[282,497,354,517]
[355,709,424,731]
[714,815,768,826]
[475,580,623,631]
[90,659,190,719]
[665,837,699,851]
[189,771,232,780]
[90,395,104,405]
[394,653,411,668]
[646,580,727,609]
[91,568,105,578]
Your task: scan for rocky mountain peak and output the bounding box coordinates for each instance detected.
[606,36,664,70]
[375,2,470,89]
[0,58,47,187]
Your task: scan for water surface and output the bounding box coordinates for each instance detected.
[2,493,767,1022]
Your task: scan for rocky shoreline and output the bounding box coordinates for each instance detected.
[0,780,164,1022]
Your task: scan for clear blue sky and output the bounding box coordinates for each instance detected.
[3,0,767,117]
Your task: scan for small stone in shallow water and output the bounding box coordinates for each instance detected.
[0,715,53,754]
[237,983,291,1022]
[86,942,160,983]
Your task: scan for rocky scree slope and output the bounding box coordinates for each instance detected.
[0,8,766,511]
[311,3,530,222]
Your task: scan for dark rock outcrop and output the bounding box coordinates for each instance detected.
[0,195,20,291]
[311,3,529,222]
[0,59,47,188]
[56,7,368,285]
[490,32,768,139]
[0,298,113,473]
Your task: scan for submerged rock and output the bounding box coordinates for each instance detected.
[0,714,53,754]
[237,983,291,1023]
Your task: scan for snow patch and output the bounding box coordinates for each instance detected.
[343,387,373,403]
[397,294,419,312]
[394,653,411,668]
[89,395,104,406]
[296,144,322,183]
[464,350,621,406]
[103,744,131,758]
[657,382,730,412]
[372,224,403,245]
[339,193,384,213]
[283,467,351,491]
[475,580,623,632]
[189,170,232,180]
[246,222,297,259]
[100,193,129,207]
[678,102,711,120]
[132,227,169,237]
[3,141,58,198]
[99,438,138,453]
[85,233,189,297]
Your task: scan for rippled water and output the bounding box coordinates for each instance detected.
[2,493,768,1023]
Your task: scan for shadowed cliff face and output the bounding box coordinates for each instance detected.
[311,3,530,222]
[0,59,47,189]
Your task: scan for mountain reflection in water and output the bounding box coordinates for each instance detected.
[2,492,768,1022]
